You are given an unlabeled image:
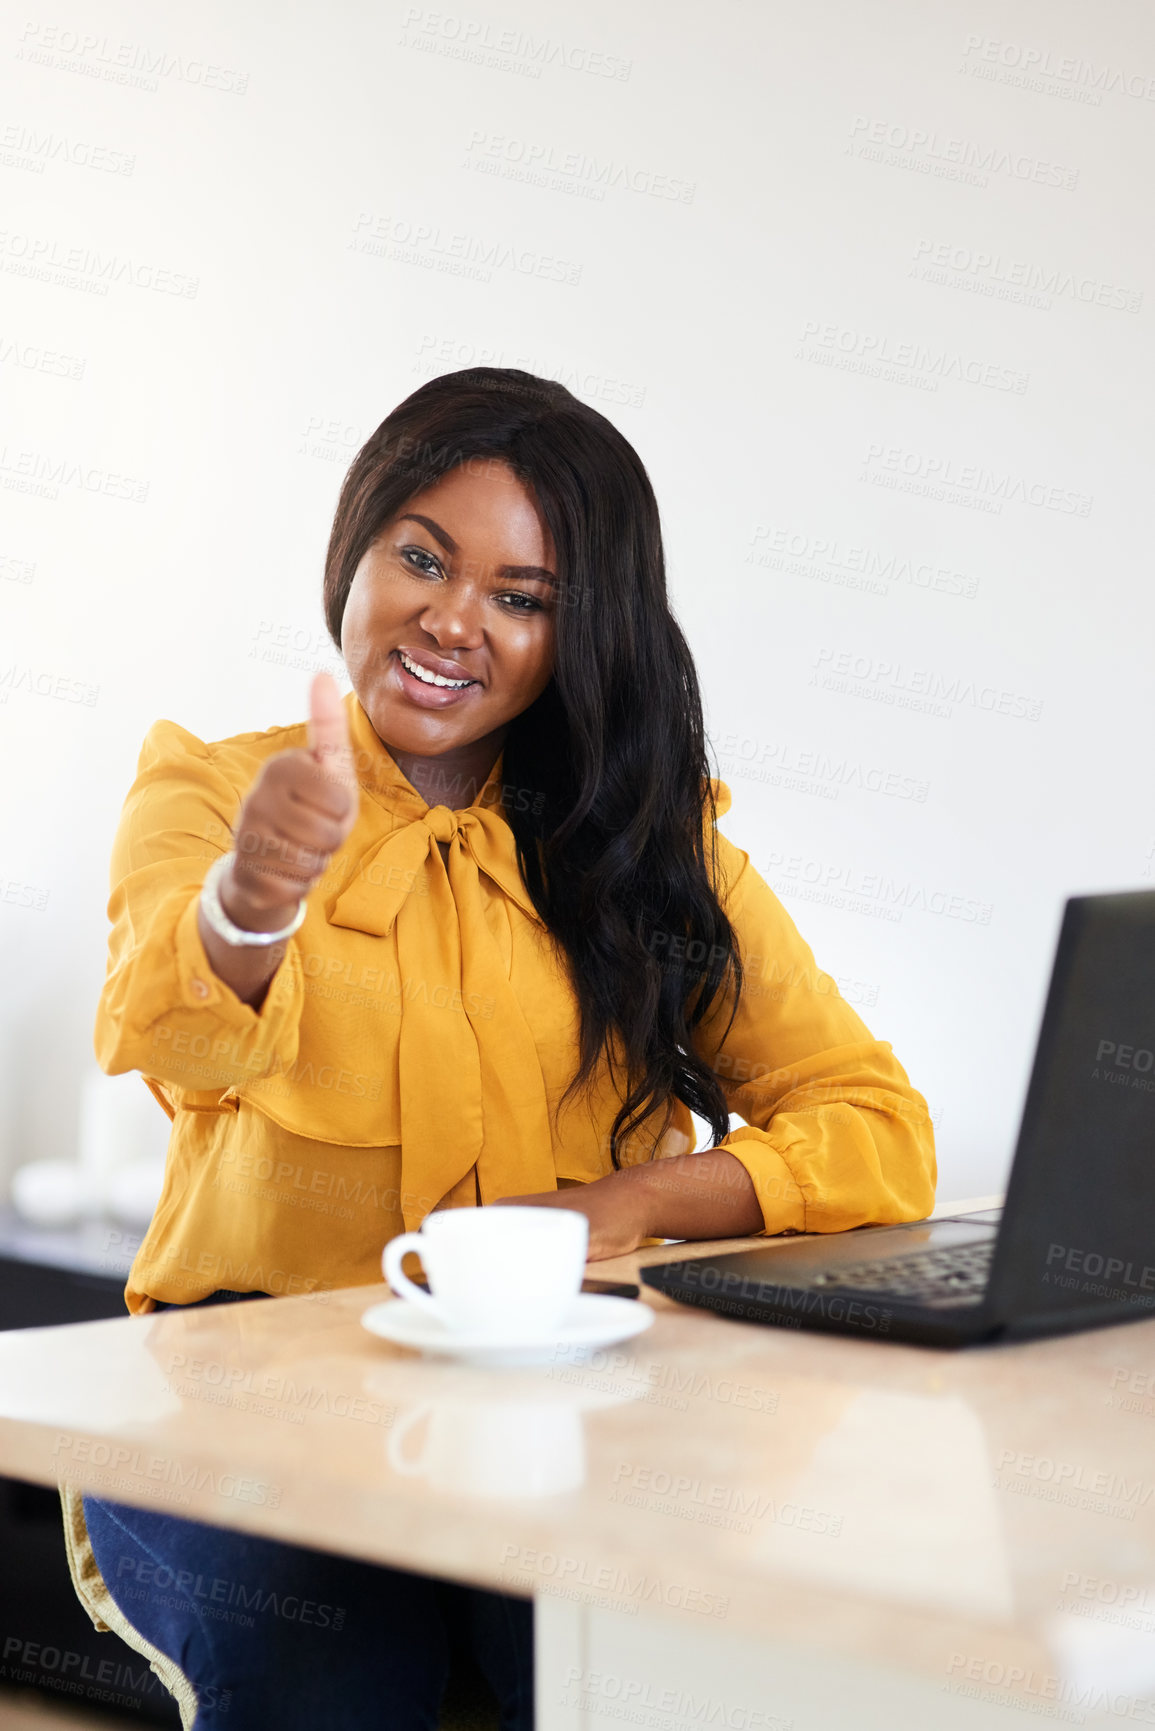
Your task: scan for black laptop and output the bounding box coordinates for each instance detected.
[642,890,1155,1347]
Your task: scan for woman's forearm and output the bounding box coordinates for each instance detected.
[195,865,294,1011]
[622,1148,765,1241]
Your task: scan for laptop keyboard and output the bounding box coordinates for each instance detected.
[807,1240,994,1307]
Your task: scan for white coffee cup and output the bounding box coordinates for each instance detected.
[382,1206,589,1339]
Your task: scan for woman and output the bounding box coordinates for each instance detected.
[66,368,936,1728]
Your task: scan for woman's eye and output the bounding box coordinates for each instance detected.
[399,549,543,610]
[402,546,442,576]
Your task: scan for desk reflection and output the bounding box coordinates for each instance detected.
[369,1356,649,1501]
[389,1397,585,1497]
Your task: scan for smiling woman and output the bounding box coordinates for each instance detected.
[69,367,936,1730]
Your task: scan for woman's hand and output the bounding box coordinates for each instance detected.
[224,672,361,927]
[196,673,362,1010]
[494,1150,766,1261]
[494,1171,655,1261]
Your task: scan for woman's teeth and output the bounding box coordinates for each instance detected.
[397,650,474,689]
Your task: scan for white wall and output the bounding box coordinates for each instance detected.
[2,0,1152,1203]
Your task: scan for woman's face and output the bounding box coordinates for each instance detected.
[341,459,558,769]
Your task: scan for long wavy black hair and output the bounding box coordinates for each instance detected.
[322,368,743,1166]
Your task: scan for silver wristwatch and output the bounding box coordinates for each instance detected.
[200,851,307,947]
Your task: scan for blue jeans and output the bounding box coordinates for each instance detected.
[81,1291,533,1730]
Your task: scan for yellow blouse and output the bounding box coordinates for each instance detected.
[95,691,936,1314]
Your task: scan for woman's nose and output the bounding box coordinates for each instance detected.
[417,585,485,647]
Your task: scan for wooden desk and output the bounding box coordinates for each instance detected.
[3,1195,1155,1730]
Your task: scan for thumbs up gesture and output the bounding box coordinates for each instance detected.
[224,673,361,922]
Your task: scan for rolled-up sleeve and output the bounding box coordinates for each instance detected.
[94,720,305,1099]
[694,825,937,1237]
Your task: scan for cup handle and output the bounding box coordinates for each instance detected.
[383,1232,442,1317]
[387,1404,431,1477]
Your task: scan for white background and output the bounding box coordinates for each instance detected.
[2,0,1152,1204]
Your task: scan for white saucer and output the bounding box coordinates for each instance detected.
[360,1293,654,1367]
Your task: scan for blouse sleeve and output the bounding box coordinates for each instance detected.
[93,719,306,1102]
[691,815,937,1237]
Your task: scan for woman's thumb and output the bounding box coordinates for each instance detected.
[306,672,355,778]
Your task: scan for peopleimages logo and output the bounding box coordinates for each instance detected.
[0,228,199,297]
[674,1263,892,1332]
[464,130,694,202]
[1046,1243,1155,1290]
[911,238,1142,313]
[499,1545,729,1618]
[52,1435,283,1507]
[709,730,930,803]
[0,1635,183,1705]
[349,211,582,286]
[0,334,86,379]
[1094,1038,1155,1074]
[114,1556,347,1628]
[811,647,1043,722]
[610,1464,843,1537]
[994,1449,1154,1508]
[16,21,249,93]
[1093,1036,1155,1096]
[0,445,148,502]
[796,320,1028,394]
[747,525,979,600]
[945,1651,1155,1721]
[848,115,1079,189]
[768,850,993,926]
[960,34,1155,102]
[560,1670,791,1731]
[861,443,1092,516]
[0,122,135,175]
[397,8,632,80]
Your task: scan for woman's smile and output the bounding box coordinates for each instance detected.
[392,646,481,704]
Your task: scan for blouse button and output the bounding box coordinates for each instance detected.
[190,977,210,999]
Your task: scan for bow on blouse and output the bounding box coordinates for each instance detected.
[325,793,560,1232]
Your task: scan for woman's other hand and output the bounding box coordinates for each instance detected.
[493,1175,654,1261]
[494,1149,765,1261]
